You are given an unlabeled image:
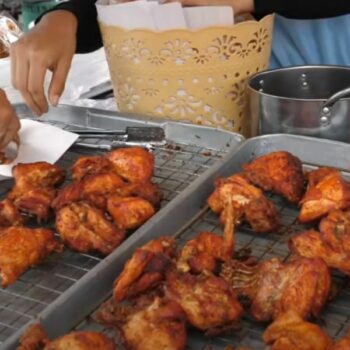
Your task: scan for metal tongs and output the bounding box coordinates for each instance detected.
[72,126,166,150]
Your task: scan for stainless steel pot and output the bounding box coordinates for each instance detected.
[248,65,350,142]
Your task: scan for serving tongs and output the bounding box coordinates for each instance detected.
[72,126,166,150]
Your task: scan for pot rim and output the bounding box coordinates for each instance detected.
[248,64,350,102]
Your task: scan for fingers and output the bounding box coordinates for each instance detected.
[0,95,20,149]
[0,117,20,150]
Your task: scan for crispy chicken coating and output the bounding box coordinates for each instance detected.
[0,227,62,287]
[56,202,125,255]
[0,198,24,227]
[208,174,280,233]
[107,195,156,231]
[113,237,175,302]
[17,323,116,350]
[299,169,350,223]
[242,151,305,203]
[263,310,332,350]
[221,257,331,322]
[106,147,154,183]
[290,209,350,275]
[166,270,243,334]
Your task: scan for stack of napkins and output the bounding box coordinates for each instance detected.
[96,0,234,30]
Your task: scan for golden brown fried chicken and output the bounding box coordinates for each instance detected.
[242,151,305,203]
[0,227,62,287]
[332,330,350,350]
[51,182,84,211]
[299,169,350,223]
[263,310,332,350]
[113,237,175,302]
[17,323,116,350]
[71,155,114,182]
[106,147,154,183]
[166,270,243,334]
[107,195,156,231]
[0,198,24,227]
[95,296,186,350]
[208,174,280,233]
[56,202,125,255]
[290,210,350,275]
[221,257,330,322]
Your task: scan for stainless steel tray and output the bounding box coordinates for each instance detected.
[4,134,350,350]
[0,104,244,348]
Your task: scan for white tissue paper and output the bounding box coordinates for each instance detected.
[0,119,78,178]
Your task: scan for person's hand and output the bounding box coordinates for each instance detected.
[0,89,20,149]
[10,10,78,116]
[165,0,254,15]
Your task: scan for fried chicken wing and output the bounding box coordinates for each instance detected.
[332,330,350,350]
[71,155,114,182]
[51,182,84,211]
[113,237,175,302]
[290,210,350,275]
[208,174,280,233]
[166,270,243,334]
[106,147,154,183]
[107,195,155,231]
[299,169,350,223]
[0,227,62,287]
[242,151,305,203]
[17,324,116,350]
[56,202,125,255]
[95,296,186,350]
[263,310,332,350]
[0,198,24,227]
[221,257,331,322]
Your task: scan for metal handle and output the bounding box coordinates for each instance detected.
[320,86,350,126]
[70,129,125,135]
[74,142,112,151]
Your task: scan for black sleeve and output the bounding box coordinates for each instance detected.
[254,0,350,19]
[42,0,102,53]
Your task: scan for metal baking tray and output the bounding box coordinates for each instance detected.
[4,134,350,350]
[0,104,244,348]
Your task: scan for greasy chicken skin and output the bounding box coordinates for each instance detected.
[332,330,350,350]
[166,270,243,334]
[290,209,350,275]
[106,147,154,183]
[71,155,114,181]
[208,174,280,233]
[0,227,62,287]
[107,195,155,231]
[263,310,332,350]
[242,151,305,204]
[56,202,125,255]
[113,236,175,302]
[0,198,24,227]
[221,257,331,322]
[299,168,350,223]
[17,323,116,350]
[95,296,186,350]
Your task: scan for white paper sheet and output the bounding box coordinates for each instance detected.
[0,119,78,178]
[152,3,187,30]
[184,6,234,29]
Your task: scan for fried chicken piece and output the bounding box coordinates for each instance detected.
[51,182,84,211]
[263,310,332,350]
[17,323,116,350]
[166,270,243,334]
[71,156,114,182]
[0,198,24,227]
[107,195,155,231]
[113,237,175,302]
[106,147,154,183]
[0,227,62,287]
[299,169,350,223]
[306,167,339,188]
[332,330,350,350]
[220,257,330,322]
[95,296,186,350]
[208,174,280,233]
[290,210,350,275]
[56,202,125,255]
[242,151,305,203]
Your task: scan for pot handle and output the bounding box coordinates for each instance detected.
[320,86,350,126]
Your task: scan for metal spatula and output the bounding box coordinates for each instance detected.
[72,126,166,150]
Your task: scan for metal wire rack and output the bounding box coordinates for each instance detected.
[0,119,227,345]
[70,164,350,350]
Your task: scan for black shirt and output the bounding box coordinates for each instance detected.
[50,0,350,53]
